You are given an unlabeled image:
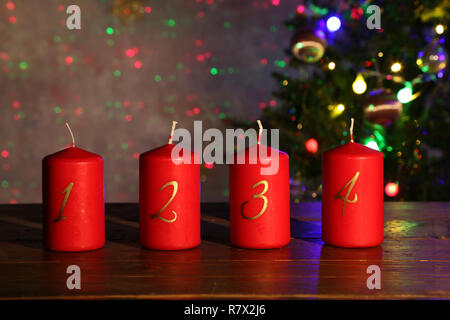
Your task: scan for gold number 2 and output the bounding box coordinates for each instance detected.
[54,182,74,223]
[241,180,269,220]
[335,172,360,216]
[151,181,178,223]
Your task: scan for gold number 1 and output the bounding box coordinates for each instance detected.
[335,172,360,216]
[151,181,178,223]
[241,180,269,220]
[54,182,74,223]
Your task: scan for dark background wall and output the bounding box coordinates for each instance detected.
[0,0,297,203]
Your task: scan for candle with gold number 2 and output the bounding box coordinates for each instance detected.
[43,123,105,252]
[139,121,200,250]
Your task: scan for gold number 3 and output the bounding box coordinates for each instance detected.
[151,181,178,223]
[335,172,360,216]
[241,180,269,220]
[54,182,74,223]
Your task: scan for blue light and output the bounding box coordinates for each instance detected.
[326,16,341,32]
[315,29,326,39]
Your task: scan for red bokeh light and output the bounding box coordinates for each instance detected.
[385,182,399,197]
[6,2,15,10]
[196,54,205,62]
[126,49,135,57]
[305,138,319,153]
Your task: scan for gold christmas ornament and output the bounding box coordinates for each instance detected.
[364,89,403,126]
[291,29,327,63]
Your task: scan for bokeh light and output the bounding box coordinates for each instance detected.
[326,16,341,32]
[391,62,401,72]
[397,85,413,103]
[6,1,15,10]
[297,5,305,14]
[305,138,318,153]
[365,139,380,151]
[352,73,367,94]
[385,182,399,197]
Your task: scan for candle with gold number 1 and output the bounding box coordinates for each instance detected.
[139,121,200,250]
[322,118,384,248]
[43,123,105,252]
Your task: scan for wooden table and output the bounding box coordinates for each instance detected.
[0,202,449,299]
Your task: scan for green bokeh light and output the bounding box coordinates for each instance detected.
[19,61,28,70]
[167,19,176,27]
[210,67,218,75]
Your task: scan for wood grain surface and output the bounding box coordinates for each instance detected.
[0,202,449,299]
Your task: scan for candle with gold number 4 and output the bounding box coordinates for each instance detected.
[322,118,384,248]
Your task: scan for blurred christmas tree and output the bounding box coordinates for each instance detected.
[259,0,449,201]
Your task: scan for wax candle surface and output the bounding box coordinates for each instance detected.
[139,144,200,250]
[229,144,290,249]
[43,146,105,252]
[322,142,383,248]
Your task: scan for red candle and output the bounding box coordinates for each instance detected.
[322,118,383,248]
[43,124,104,252]
[229,121,290,249]
[140,121,200,250]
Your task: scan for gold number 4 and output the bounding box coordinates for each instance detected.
[151,181,178,223]
[335,172,360,216]
[241,180,269,220]
[54,182,74,223]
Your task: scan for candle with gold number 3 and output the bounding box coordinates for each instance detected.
[229,120,290,249]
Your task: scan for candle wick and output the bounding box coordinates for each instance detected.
[168,121,178,144]
[349,118,354,143]
[65,122,75,147]
[257,120,263,145]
